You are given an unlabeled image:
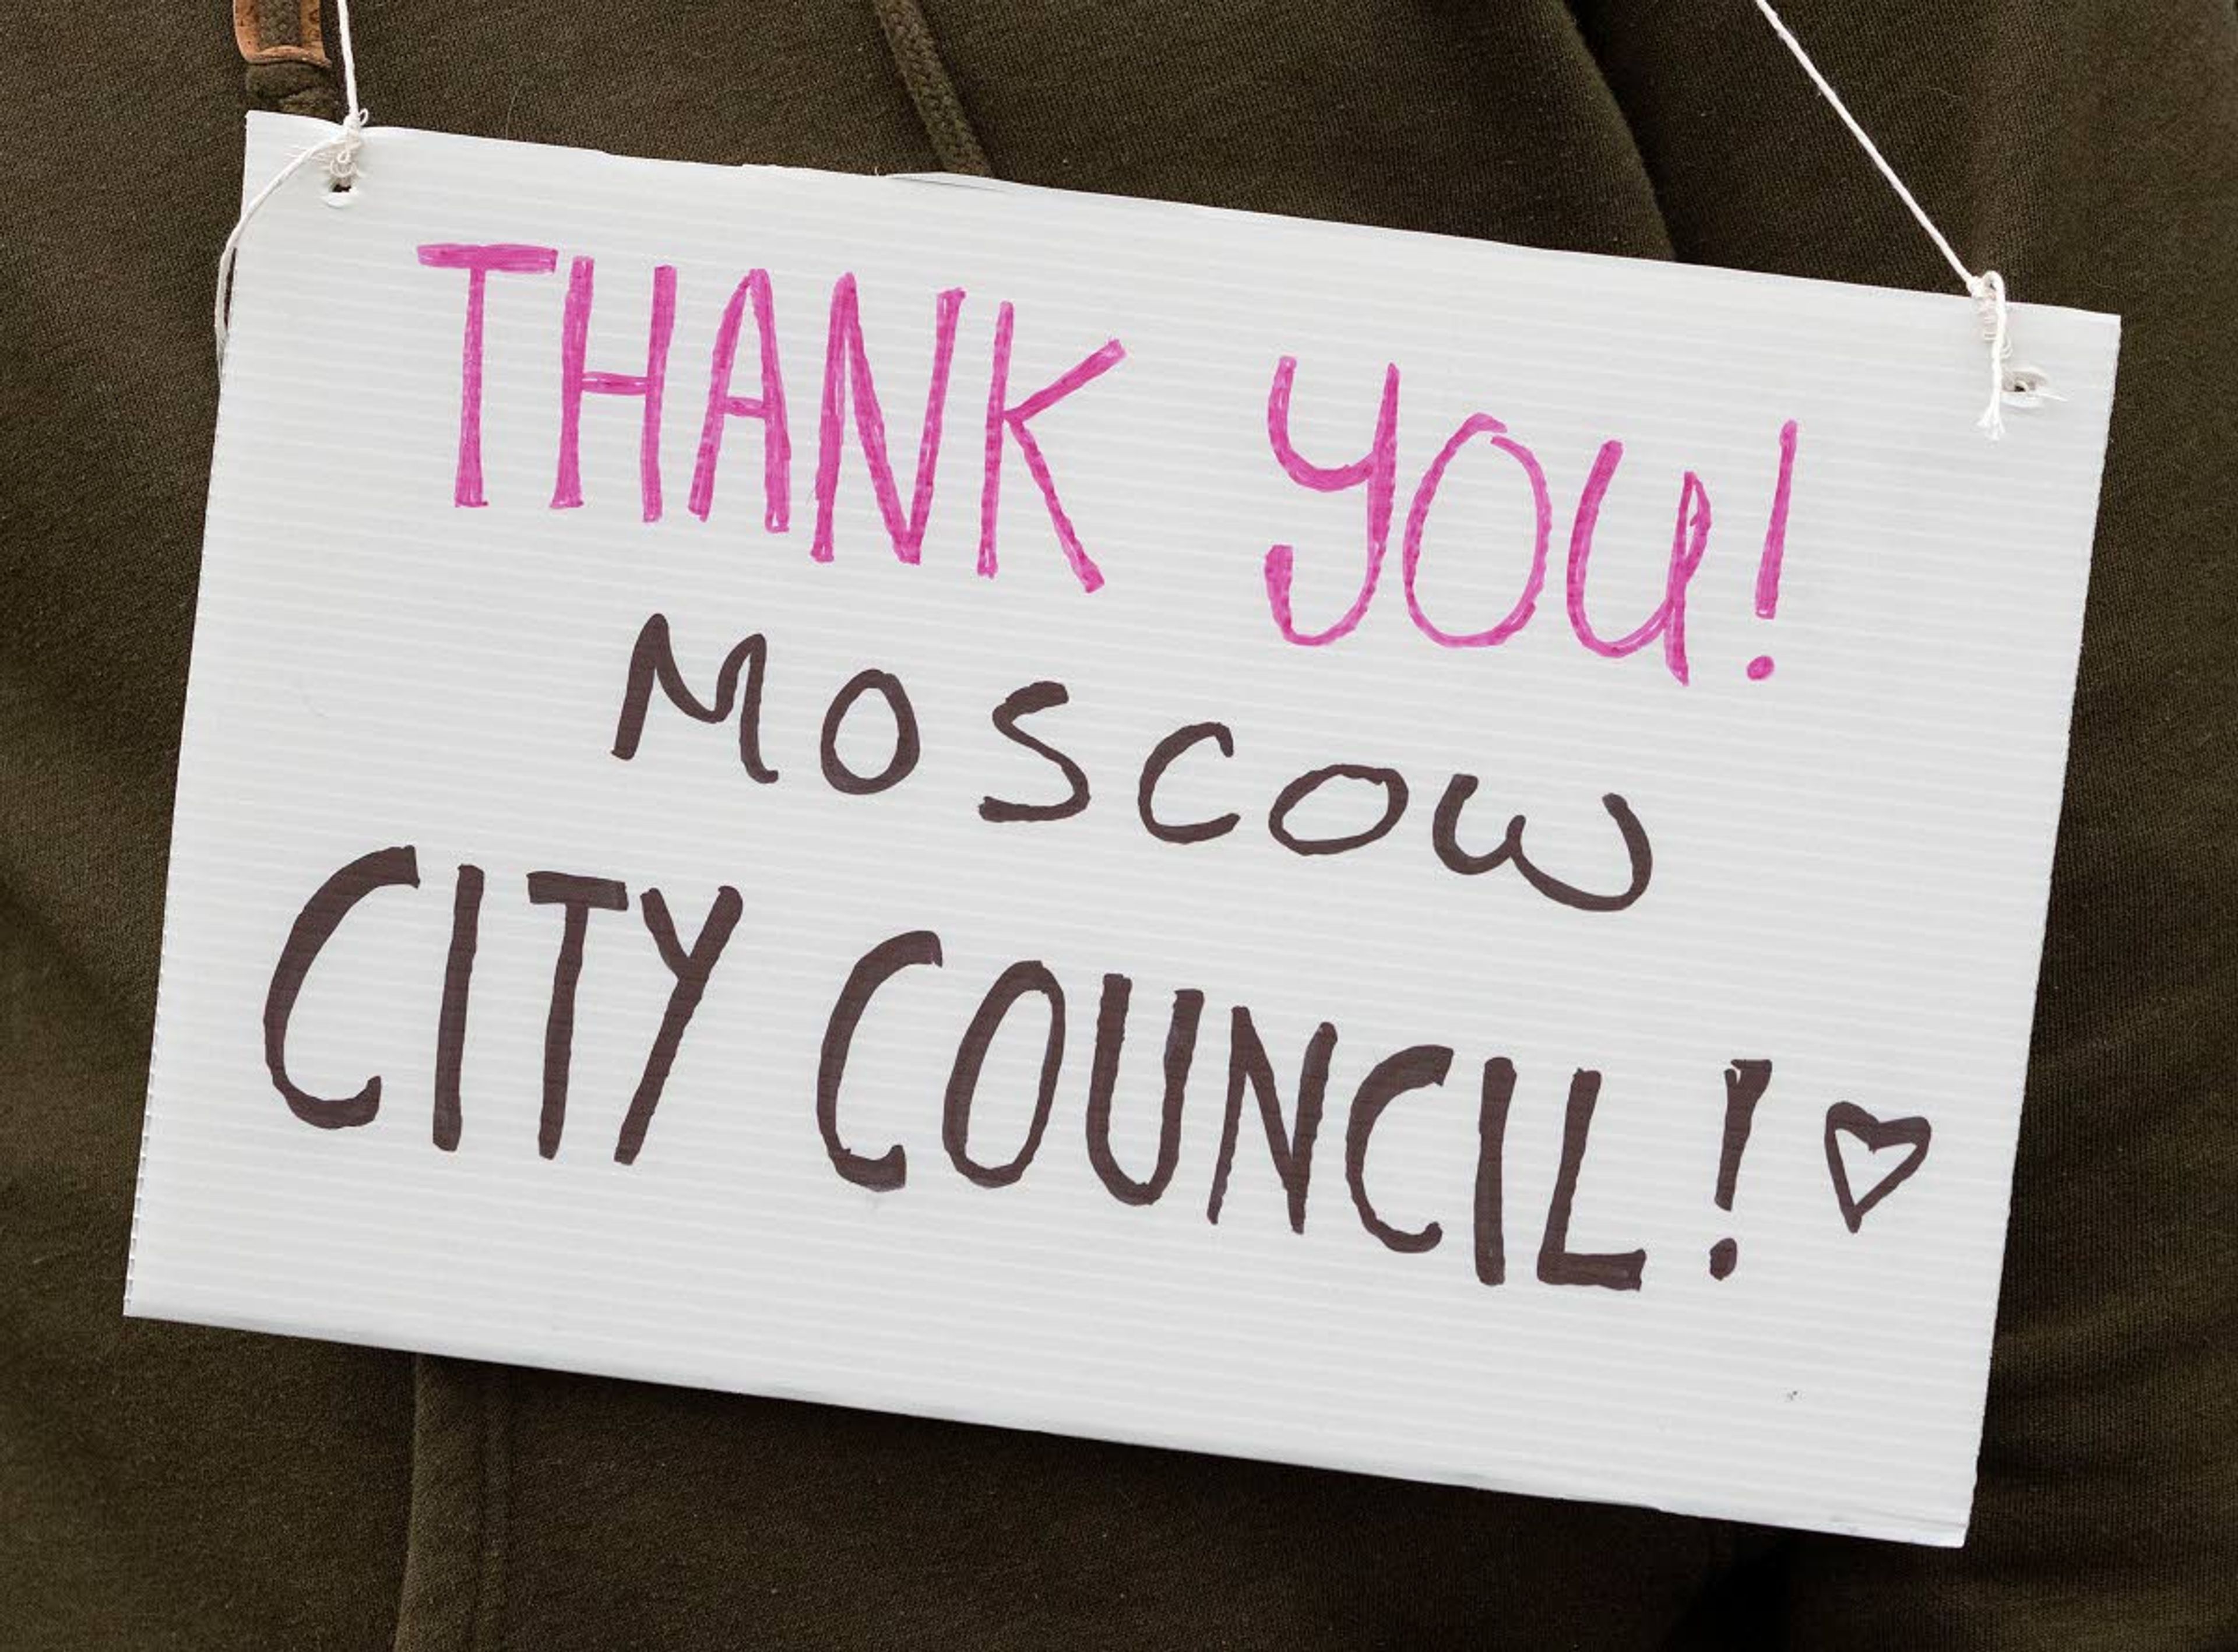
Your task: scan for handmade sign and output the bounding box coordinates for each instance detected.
[129,112,2120,1545]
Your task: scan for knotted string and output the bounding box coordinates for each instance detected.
[1751,0,2053,437]
[214,0,369,361]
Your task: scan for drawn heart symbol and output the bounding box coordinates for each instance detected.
[1823,1102,1932,1233]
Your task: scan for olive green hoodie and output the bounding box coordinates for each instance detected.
[3,2,2235,1646]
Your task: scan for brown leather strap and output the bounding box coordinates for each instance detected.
[233,0,329,68]
[233,0,340,119]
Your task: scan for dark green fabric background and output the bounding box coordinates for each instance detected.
[2,3,2233,1647]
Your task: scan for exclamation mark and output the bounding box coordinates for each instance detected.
[1747,421,1799,682]
[1709,1059,1773,1278]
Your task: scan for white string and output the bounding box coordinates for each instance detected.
[214,0,370,362]
[333,0,363,124]
[1750,0,2047,437]
[210,0,2046,432]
